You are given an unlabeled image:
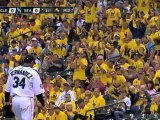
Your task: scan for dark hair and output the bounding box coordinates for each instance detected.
[147,81,155,90]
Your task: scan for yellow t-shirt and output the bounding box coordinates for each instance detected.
[137,0,151,14]
[92,63,108,85]
[6,29,20,42]
[90,95,106,108]
[76,105,94,120]
[106,8,121,26]
[133,78,141,87]
[34,112,45,120]
[150,102,158,113]
[30,24,40,32]
[51,78,66,90]
[84,4,100,23]
[52,111,68,120]
[29,46,42,56]
[111,75,126,88]
[19,28,31,37]
[73,58,88,81]
[50,39,64,58]
[132,59,144,71]
[60,101,76,111]
[49,89,61,103]
[0,92,4,109]
[88,41,103,56]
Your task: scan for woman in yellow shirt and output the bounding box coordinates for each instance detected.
[88,34,103,57]
[71,53,88,82]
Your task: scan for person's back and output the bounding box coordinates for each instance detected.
[5,55,45,120]
[9,66,40,97]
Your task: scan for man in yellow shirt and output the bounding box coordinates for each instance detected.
[29,37,42,57]
[105,2,121,26]
[108,71,127,99]
[75,98,94,120]
[29,19,40,33]
[90,88,106,108]
[52,106,68,120]
[90,55,108,85]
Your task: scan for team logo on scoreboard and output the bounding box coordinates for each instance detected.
[33,8,40,13]
[16,8,22,14]
[9,8,16,13]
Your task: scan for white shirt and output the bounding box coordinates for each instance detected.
[55,90,75,106]
[98,1,107,12]
[5,66,45,98]
[25,45,31,52]
[76,19,84,28]
[8,46,19,55]
[123,97,131,110]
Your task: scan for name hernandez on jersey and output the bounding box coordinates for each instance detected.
[5,66,45,98]
[10,69,33,79]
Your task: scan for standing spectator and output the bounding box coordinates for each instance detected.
[129,19,146,39]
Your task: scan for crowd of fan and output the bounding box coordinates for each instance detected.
[1,0,160,119]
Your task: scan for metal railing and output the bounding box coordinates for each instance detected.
[85,101,127,119]
[10,31,33,40]
[6,31,33,46]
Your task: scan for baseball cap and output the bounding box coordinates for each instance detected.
[31,37,37,41]
[24,55,35,63]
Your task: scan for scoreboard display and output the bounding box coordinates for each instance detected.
[0,7,74,14]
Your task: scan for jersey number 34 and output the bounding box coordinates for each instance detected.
[13,76,26,89]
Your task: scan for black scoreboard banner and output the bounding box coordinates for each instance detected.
[0,7,74,13]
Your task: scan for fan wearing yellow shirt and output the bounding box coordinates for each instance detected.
[29,19,40,33]
[19,21,31,37]
[60,93,76,111]
[34,106,45,120]
[108,71,127,99]
[0,86,4,109]
[90,55,108,85]
[49,83,61,103]
[84,2,99,31]
[75,98,94,120]
[137,0,151,14]
[120,34,137,60]
[6,24,19,42]
[50,35,64,58]
[105,3,121,26]
[132,70,147,88]
[64,103,75,120]
[71,52,88,83]
[120,57,130,70]
[132,53,144,71]
[90,88,106,108]
[29,37,42,57]
[51,74,67,91]
[84,96,94,110]
[150,95,159,114]
[88,34,103,57]
[52,106,68,120]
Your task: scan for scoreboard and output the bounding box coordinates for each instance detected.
[0,7,74,14]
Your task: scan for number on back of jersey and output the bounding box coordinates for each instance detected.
[13,76,26,89]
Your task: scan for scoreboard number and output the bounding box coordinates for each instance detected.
[9,8,16,13]
[33,8,40,13]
